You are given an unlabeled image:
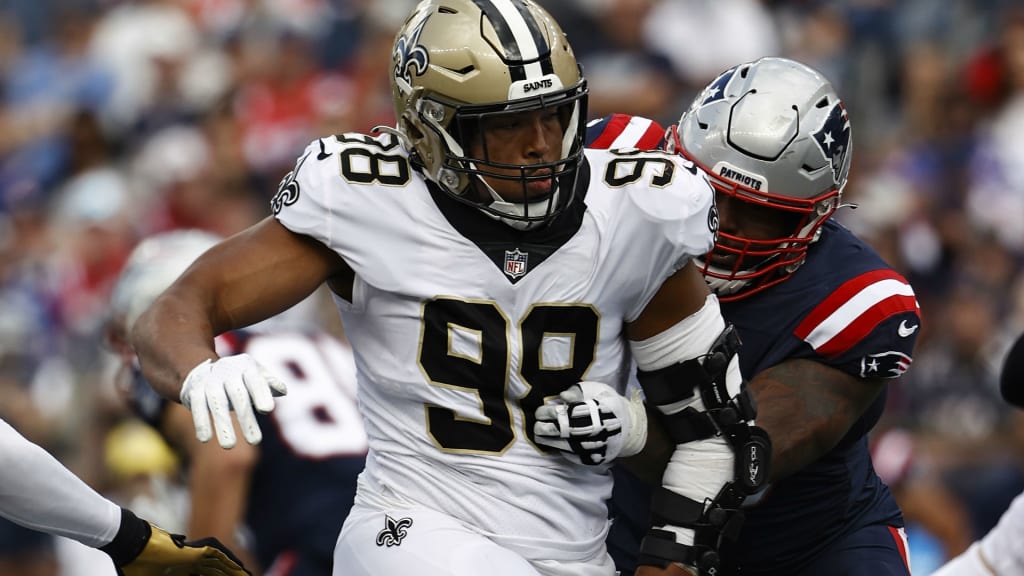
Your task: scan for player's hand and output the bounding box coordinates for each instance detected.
[533,381,647,465]
[180,354,287,448]
[117,522,251,576]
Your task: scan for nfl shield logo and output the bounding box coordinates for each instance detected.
[504,248,528,279]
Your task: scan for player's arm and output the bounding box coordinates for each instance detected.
[162,404,263,574]
[627,262,769,576]
[625,359,889,484]
[133,217,345,399]
[0,416,122,546]
[751,359,884,481]
[132,217,351,448]
[0,417,251,575]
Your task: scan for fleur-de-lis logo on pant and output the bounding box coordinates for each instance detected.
[375,515,414,547]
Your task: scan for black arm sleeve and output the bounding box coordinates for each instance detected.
[99,508,151,566]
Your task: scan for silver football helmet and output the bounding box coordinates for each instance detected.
[387,0,588,229]
[110,230,221,334]
[667,57,852,300]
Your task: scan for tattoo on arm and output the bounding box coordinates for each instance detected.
[751,359,885,482]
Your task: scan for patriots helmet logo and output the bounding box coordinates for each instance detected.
[697,66,738,107]
[393,13,430,87]
[813,102,852,186]
[860,351,912,379]
[696,66,737,106]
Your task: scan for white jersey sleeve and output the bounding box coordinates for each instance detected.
[932,490,1024,576]
[582,148,718,321]
[971,490,1024,575]
[0,418,121,548]
[271,138,339,248]
[272,132,427,297]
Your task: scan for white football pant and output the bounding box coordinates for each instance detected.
[334,502,616,576]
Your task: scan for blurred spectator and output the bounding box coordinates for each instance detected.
[965,10,1024,254]
[49,167,137,342]
[873,427,973,574]
[541,0,679,124]
[130,123,263,236]
[644,0,779,87]
[0,516,58,576]
[0,7,113,202]
[231,29,352,181]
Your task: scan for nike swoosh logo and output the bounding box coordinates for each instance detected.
[898,320,919,338]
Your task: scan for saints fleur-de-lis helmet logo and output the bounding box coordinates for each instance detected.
[375,514,414,547]
[393,12,430,89]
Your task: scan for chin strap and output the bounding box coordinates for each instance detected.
[636,325,772,575]
[470,169,560,231]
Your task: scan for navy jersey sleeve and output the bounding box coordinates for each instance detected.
[790,268,920,379]
[725,223,921,382]
[585,113,666,150]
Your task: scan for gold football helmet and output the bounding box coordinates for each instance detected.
[388,0,588,229]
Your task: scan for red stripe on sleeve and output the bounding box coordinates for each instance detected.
[794,269,908,340]
[813,294,920,358]
[634,120,666,150]
[588,114,633,149]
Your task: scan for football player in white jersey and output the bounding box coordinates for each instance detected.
[130,1,768,575]
[931,331,1024,576]
[0,417,250,576]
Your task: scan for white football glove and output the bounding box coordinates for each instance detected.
[534,381,648,465]
[180,354,287,449]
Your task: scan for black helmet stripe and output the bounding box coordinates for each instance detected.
[472,0,554,81]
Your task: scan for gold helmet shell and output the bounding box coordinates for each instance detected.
[389,0,589,227]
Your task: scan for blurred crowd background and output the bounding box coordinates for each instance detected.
[0,0,1022,574]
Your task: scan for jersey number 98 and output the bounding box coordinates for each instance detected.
[419,298,598,454]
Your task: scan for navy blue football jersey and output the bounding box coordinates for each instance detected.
[590,115,920,575]
[717,218,917,573]
[128,329,367,575]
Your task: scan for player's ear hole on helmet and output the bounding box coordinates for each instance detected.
[402,118,425,141]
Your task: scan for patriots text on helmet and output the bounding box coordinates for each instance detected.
[718,165,763,190]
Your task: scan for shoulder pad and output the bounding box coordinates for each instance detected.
[586,114,666,151]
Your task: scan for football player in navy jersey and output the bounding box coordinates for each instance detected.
[108,230,367,576]
[585,57,921,576]
[127,1,773,574]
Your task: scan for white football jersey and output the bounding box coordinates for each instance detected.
[274,132,716,562]
[932,491,1024,576]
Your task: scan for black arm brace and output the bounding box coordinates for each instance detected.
[634,325,771,575]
